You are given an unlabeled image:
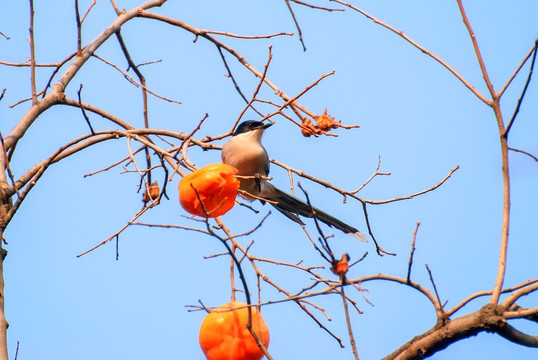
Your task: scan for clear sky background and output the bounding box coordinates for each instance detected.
[1,1,537,359]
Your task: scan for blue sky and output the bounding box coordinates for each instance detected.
[1,1,537,359]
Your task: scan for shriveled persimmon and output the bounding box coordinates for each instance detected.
[142,181,160,203]
[315,109,341,131]
[199,301,270,360]
[331,253,350,277]
[179,163,239,218]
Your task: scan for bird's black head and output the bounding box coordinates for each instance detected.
[233,120,272,136]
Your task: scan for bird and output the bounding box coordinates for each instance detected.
[221,120,367,242]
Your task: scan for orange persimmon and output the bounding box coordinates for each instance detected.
[199,302,270,360]
[179,163,239,218]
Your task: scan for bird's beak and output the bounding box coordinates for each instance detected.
[261,122,273,130]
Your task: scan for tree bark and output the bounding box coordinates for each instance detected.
[384,304,506,360]
[0,186,11,360]
[0,242,6,360]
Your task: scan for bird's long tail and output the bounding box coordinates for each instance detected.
[266,186,368,242]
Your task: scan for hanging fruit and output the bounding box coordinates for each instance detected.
[199,302,270,360]
[179,163,239,218]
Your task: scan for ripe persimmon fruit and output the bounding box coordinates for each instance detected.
[179,163,239,218]
[199,301,270,360]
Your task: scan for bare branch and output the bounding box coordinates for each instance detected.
[284,0,306,51]
[330,0,491,105]
[291,0,344,12]
[339,278,360,360]
[350,156,391,194]
[0,60,63,67]
[76,84,95,134]
[115,29,152,183]
[446,279,538,317]
[77,205,154,257]
[75,0,82,55]
[198,29,293,39]
[497,322,538,347]
[138,11,316,118]
[0,134,18,196]
[81,0,96,23]
[499,39,537,97]
[504,38,537,136]
[505,306,538,321]
[384,305,503,360]
[232,46,274,129]
[508,147,538,162]
[406,222,420,283]
[425,263,444,315]
[28,0,38,105]
[363,165,459,205]
[456,0,496,99]
[3,0,168,152]
[501,281,538,309]
[216,46,250,106]
[270,159,459,206]
[93,54,181,104]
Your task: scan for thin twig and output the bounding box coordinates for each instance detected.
[261,71,336,128]
[291,0,344,11]
[504,38,537,136]
[0,60,63,68]
[406,222,420,283]
[81,0,96,23]
[75,0,82,55]
[28,0,38,105]
[198,29,293,39]
[4,0,168,153]
[138,11,315,118]
[126,136,153,204]
[84,146,145,177]
[269,160,459,206]
[14,341,19,360]
[41,51,78,97]
[331,0,491,105]
[425,263,444,315]
[77,84,95,134]
[77,205,153,257]
[360,202,394,256]
[297,182,334,262]
[8,90,45,108]
[446,279,538,317]
[115,30,152,182]
[339,275,360,359]
[216,46,250,106]
[284,0,306,51]
[499,40,537,97]
[232,46,274,132]
[92,54,181,104]
[456,0,496,99]
[350,156,390,195]
[508,147,538,162]
[360,165,460,205]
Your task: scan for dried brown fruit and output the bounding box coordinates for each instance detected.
[331,253,350,277]
[142,182,160,203]
[315,109,341,131]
